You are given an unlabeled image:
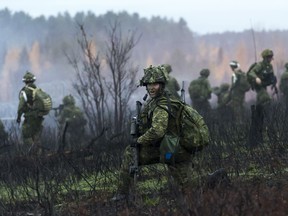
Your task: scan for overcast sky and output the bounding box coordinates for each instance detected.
[0,0,287,34]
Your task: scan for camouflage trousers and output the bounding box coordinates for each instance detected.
[21,116,44,154]
[117,145,193,195]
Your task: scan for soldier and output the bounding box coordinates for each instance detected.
[279,62,288,106]
[113,65,197,201]
[0,119,8,144]
[56,95,87,151]
[162,64,181,99]
[247,49,277,146]
[188,69,212,117]
[17,71,44,154]
[229,60,250,122]
[213,83,233,122]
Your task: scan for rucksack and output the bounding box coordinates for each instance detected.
[176,102,210,153]
[246,62,258,89]
[158,98,209,163]
[27,87,52,116]
[189,78,210,101]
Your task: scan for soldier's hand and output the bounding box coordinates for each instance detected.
[130,138,139,147]
[16,117,21,124]
[255,77,262,85]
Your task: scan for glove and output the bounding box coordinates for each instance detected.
[16,117,21,124]
[130,138,139,147]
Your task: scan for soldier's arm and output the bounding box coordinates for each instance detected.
[17,93,26,119]
[137,106,169,146]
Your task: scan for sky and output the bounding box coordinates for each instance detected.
[0,0,287,34]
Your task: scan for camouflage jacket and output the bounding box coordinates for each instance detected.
[249,61,275,89]
[137,93,179,146]
[230,69,250,103]
[166,75,180,99]
[17,83,37,119]
[188,77,212,102]
[280,70,288,96]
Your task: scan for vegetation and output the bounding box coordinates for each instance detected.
[0,8,288,216]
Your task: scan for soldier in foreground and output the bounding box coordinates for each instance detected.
[112,65,207,201]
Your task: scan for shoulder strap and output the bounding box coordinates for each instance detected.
[26,86,37,101]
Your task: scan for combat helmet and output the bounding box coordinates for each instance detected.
[220,83,230,92]
[22,71,36,83]
[229,60,240,69]
[261,49,273,58]
[161,64,172,73]
[200,69,210,77]
[139,65,169,86]
[63,94,75,106]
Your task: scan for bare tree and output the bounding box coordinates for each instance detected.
[105,21,140,131]
[66,24,106,136]
[67,22,140,138]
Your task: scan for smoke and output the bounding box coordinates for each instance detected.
[0,48,21,102]
[28,41,41,77]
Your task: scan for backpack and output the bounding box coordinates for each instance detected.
[189,78,210,101]
[246,62,258,89]
[176,102,210,153]
[27,87,52,116]
[159,98,209,163]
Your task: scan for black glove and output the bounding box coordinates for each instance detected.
[130,138,139,147]
[16,117,21,124]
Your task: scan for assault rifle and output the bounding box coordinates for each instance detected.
[129,100,142,183]
[52,104,64,111]
[52,104,64,116]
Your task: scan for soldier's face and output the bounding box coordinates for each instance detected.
[147,83,161,98]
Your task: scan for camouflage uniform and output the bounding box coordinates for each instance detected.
[162,64,181,99]
[57,95,87,150]
[213,83,233,121]
[279,63,288,104]
[247,49,277,146]
[117,65,193,197]
[188,69,212,117]
[229,61,250,122]
[248,49,276,106]
[17,72,44,153]
[0,120,8,144]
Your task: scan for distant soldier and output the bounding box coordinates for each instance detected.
[17,72,45,154]
[279,62,288,105]
[247,49,277,146]
[162,64,181,99]
[56,95,87,151]
[229,60,250,122]
[213,83,233,120]
[0,120,8,144]
[188,69,212,117]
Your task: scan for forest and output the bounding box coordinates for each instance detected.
[0,8,287,215]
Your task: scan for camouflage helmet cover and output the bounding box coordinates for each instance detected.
[200,68,210,77]
[63,94,76,106]
[161,64,172,73]
[261,49,274,58]
[220,83,230,91]
[22,71,36,83]
[139,65,169,86]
